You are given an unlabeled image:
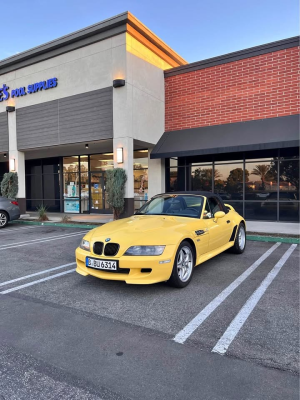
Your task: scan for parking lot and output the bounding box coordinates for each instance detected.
[0,224,299,400]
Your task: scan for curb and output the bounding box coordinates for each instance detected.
[11,220,299,244]
[11,220,100,230]
[246,235,299,244]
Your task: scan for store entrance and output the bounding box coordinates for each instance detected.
[90,171,110,213]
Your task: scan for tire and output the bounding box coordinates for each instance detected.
[0,211,8,229]
[231,223,246,254]
[168,241,195,288]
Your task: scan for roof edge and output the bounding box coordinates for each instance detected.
[0,11,186,75]
[165,36,300,77]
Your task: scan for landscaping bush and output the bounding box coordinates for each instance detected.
[0,172,18,199]
[106,168,127,219]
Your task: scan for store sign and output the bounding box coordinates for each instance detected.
[0,77,58,102]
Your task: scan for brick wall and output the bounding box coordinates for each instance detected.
[165,47,300,131]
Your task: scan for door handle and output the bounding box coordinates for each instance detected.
[227,220,230,224]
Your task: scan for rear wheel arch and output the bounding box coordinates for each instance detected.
[0,210,9,228]
[0,210,9,220]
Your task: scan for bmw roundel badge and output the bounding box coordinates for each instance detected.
[105,238,111,242]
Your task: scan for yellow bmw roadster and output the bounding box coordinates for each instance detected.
[76,192,246,288]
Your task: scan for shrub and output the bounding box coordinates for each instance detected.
[61,214,71,223]
[106,168,127,219]
[37,205,49,222]
[1,172,18,199]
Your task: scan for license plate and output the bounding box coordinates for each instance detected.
[86,257,118,271]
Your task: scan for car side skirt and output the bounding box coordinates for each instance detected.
[196,242,234,266]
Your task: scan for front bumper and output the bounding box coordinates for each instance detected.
[75,245,177,284]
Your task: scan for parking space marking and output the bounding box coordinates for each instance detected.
[0,262,76,288]
[0,269,76,294]
[0,226,44,234]
[173,242,282,344]
[212,244,297,355]
[0,231,87,250]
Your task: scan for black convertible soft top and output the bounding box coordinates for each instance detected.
[155,191,229,213]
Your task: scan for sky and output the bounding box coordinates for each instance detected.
[0,0,299,63]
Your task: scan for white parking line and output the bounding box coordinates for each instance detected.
[0,231,86,250]
[212,244,297,355]
[0,226,43,234]
[173,242,282,344]
[0,262,76,288]
[0,269,76,294]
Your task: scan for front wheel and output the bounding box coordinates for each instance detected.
[168,241,195,288]
[0,211,8,228]
[231,223,246,254]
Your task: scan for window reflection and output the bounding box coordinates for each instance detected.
[279,159,299,200]
[246,160,277,200]
[169,167,185,192]
[280,202,300,221]
[214,164,244,200]
[245,202,277,220]
[191,165,212,191]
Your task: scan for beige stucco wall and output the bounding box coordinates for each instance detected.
[0,30,167,203]
[0,33,127,113]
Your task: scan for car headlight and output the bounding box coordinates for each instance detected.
[80,239,90,251]
[124,245,165,256]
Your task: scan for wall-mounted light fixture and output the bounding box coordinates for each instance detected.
[6,106,15,113]
[116,147,123,163]
[113,79,125,88]
[85,144,89,149]
[4,153,7,158]
[10,158,15,171]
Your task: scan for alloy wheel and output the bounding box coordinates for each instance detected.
[238,226,246,250]
[177,246,193,282]
[0,212,7,227]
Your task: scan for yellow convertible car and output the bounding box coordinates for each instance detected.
[76,192,246,288]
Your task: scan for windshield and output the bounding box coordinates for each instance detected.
[136,195,204,218]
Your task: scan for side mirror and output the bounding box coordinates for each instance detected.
[214,211,225,222]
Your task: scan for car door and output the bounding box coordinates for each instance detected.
[203,197,232,251]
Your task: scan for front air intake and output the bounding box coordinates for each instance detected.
[93,242,104,255]
[104,243,120,257]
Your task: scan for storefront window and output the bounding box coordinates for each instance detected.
[165,148,299,221]
[245,201,277,220]
[90,153,113,171]
[0,161,9,195]
[63,156,79,213]
[190,165,213,191]
[245,160,277,200]
[279,159,299,200]
[134,150,148,210]
[279,202,300,222]
[214,163,244,201]
[170,158,178,167]
[168,167,185,192]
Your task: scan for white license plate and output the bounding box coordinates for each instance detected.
[86,257,117,271]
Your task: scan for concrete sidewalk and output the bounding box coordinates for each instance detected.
[246,221,299,236]
[20,212,113,224]
[20,212,299,237]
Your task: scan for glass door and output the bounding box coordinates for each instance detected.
[90,172,110,213]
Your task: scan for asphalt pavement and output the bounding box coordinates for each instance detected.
[0,224,299,400]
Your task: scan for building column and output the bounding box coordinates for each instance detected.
[8,110,26,214]
[148,148,165,199]
[113,137,134,218]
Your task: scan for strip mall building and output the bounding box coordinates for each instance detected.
[0,12,299,221]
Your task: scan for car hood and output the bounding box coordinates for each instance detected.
[86,215,196,247]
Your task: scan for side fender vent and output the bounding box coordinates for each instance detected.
[195,230,205,236]
[229,226,237,242]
